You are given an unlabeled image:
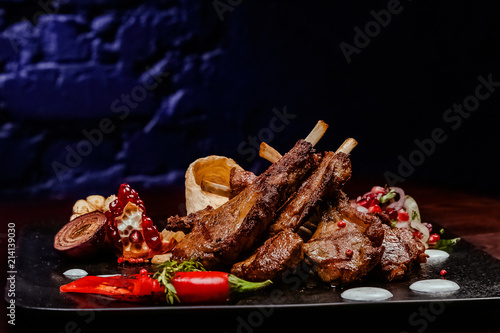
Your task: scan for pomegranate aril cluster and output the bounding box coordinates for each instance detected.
[105,183,161,256]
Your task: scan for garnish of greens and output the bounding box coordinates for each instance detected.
[153,259,205,304]
[379,189,396,204]
[432,237,461,251]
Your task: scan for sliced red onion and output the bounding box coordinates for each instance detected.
[387,187,405,210]
[371,186,386,194]
[54,211,107,258]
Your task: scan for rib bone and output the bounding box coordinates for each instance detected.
[201,180,231,198]
[259,120,329,163]
[335,138,358,155]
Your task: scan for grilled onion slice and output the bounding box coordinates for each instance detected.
[54,211,108,258]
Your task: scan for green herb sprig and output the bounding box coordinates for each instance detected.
[433,237,460,251]
[153,260,206,304]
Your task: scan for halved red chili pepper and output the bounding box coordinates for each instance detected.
[60,269,164,302]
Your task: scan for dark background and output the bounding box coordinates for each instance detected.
[0,0,499,199]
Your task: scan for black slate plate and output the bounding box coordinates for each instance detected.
[9,220,500,313]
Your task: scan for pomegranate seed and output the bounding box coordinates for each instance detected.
[136,199,145,212]
[104,210,113,221]
[129,230,143,243]
[440,269,447,276]
[109,198,119,210]
[118,184,133,205]
[129,258,136,264]
[142,216,153,228]
[358,199,369,208]
[140,269,148,276]
[368,204,382,213]
[136,258,144,264]
[386,208,398,220]
[106,223,121,242]
[117,257,124,264]
[121,194,137,205]
[429,233,440,244]
[109,199,123,217]
[119,183,131,195]
[345,249,353,257]
[337,221,346,228]
[367,197,379,207]
[413,230,422,239]
[398,209,409,221]
[144,225,162,250]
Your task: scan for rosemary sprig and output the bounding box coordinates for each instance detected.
[153,260,205,304]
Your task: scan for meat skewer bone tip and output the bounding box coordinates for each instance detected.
[335,138,358,155]
[259,120,329,163]
[201,179,232,197]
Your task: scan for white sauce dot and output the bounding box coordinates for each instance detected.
[410,279,460,294]
[63,268,88,279]
[341,287,393,301]
[425,249,450,262]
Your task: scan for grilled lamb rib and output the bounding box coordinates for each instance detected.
[229,151,353,282]
[268,151,352,239]
[171,139,316,269]
[231,230,304,282]
[304,193,385,285]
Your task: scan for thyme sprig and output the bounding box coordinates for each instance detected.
[153,259,205,304]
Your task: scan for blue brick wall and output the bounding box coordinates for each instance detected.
[0,0,268,199]
[1,1,500,200]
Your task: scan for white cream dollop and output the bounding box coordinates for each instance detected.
[410,279,460,293]
[63,268,88,280]
[341,287,393,301]
[425,249,450,262]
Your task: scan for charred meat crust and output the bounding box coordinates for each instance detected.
[164,206,213,233]
[375,225,428,282]
[231,230,304,282]
[335,192,385,247]
[171,140,315,269]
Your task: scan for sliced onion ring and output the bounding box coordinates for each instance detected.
[387,187,405,210]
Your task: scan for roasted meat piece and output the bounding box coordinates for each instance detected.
[375,225,428,281]
[375,224,412,281]
[229,168,257,198]
[304,194,385,285]
[164,206,213,234]
[231,230,304,282]
[171,140,316,269]
[268,151,352,238]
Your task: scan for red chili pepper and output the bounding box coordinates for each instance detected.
[60,265,272,304]
[171,271,229,304]
[60,269,164,302]
[171,271,272,304]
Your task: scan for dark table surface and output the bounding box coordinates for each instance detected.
[2,179,500,333]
